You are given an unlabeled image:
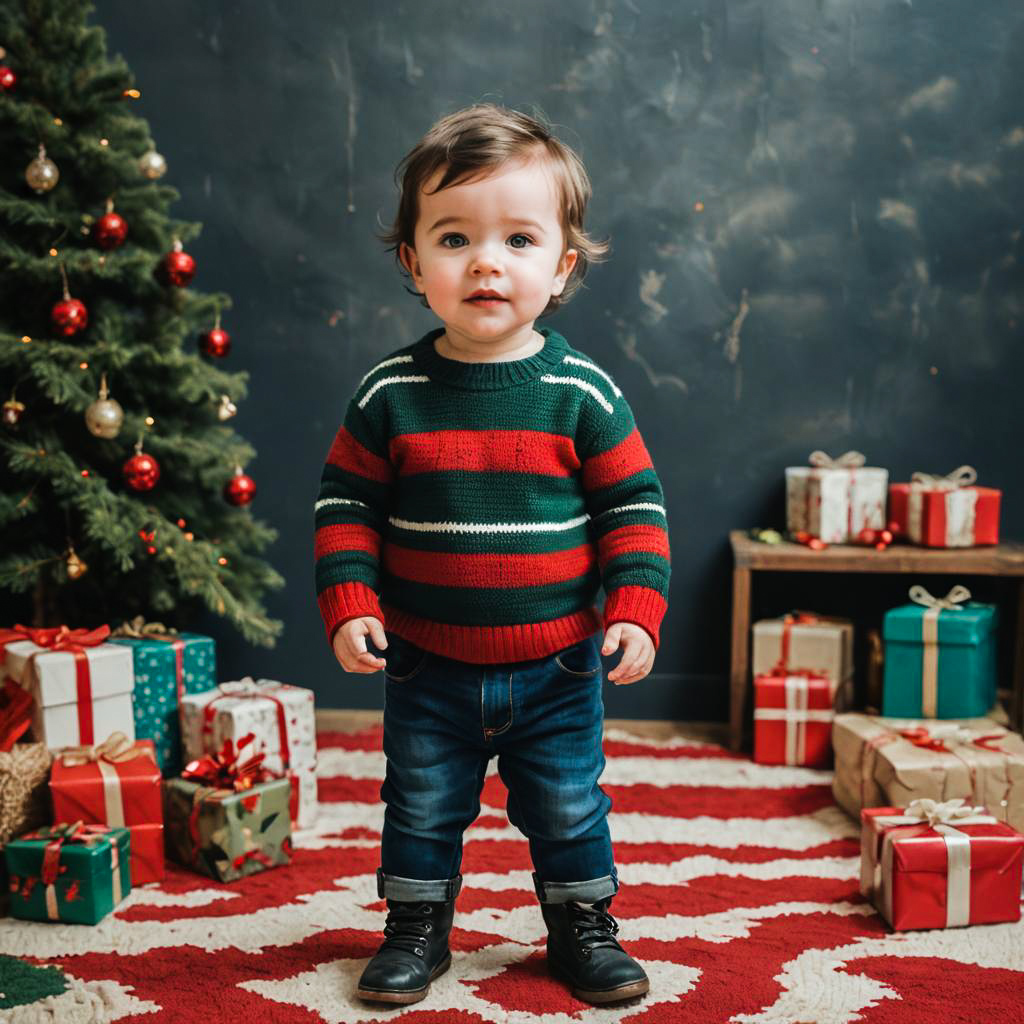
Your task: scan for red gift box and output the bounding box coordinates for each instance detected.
[861,799,1024,931]
[1,677,33,752]
[753,670,837,767]
[889,467,1001,548]
[49,734,164,885]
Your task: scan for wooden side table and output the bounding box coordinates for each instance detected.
[729,530,1024,751]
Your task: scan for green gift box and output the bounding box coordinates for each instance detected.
[108,630,216,776]
[4,823,131,924]
[882,586,998,719]
[164,775,292,882]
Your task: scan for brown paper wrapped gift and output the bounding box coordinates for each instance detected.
[832,712,1024,833]
[753,612,854,707]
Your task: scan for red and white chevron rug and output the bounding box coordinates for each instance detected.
[2,724,1023,1022]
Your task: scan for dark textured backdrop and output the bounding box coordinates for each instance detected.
[92,0,1023,720]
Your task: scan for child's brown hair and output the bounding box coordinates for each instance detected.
[379,103,609,316]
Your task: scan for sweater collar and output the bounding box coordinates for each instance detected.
[411,326,568,390]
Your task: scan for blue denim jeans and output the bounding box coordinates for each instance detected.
[377,631,618,905]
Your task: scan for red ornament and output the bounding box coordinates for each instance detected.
[224,466,256,506]
[199,327,231,358]
[0,67,16,91]
[161,243,195,287]
[51,297,88,337]
[123,451,160,492]
[93,211,128,250]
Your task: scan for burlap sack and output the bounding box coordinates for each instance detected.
[0,741,52,847]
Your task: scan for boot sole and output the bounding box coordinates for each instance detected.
[547,958,650,1004]
[356,951,452,1004]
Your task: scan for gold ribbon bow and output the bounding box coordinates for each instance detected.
[59,731,149,767]
[899,797,990,826]
[808,450,866,469]
[111,615,179,638]
[908,584,971,611]
[910,465,977,490]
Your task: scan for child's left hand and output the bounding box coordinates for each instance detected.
[602,622,655,685]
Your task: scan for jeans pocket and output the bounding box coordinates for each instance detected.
[553,636,602,679]
[383,633,430,683]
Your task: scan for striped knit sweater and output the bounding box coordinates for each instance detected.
[314,325,670,664]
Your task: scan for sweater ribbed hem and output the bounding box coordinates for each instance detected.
[318,581,384,645]
[410,326,569,391]
[602,586,668,650]
[379,603,603,664]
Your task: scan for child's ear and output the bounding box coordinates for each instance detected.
[551,248,579,296]
[399,242,421,282]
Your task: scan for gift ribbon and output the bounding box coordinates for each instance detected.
[16,624,111,746]
[910,466,978,490]
[773,613,820,673]
[754,670,836,765]
[907,479,979,547]
[871,798,998,928]
[200,679,294,772]
[58,732,155,828]
[183,733,270,791]
[111,617,187,734]
[808,450,866,469]
[907,586,970,717]
[803,452,877,542]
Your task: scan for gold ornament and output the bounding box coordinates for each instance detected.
[138,148,167,180]
[66,548,88,580]
[25,144,59,193]
[84,372,124,438]
[216,393,237,421]
[3,395,26,426]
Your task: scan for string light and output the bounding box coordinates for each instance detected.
[184,532,194,542]
[145,415,155,426]
[99,138,109,146]
[21,335,31,344]
[694,201,705,212]
[53,117,63,126]
[49,247,58,257]
[123,88,140,99]
[79,361,89,369]
[217,557,228,566]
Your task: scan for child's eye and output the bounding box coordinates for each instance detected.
[508,234,533,249]
[439,233,468,248]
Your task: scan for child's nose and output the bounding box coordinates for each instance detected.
[469,244,503,274]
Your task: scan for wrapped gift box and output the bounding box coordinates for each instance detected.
[289,763,318,831]
[1,677,33,751]
[831,713,1024,833]
[49,736,164,885]
[754,670,840,767]
[2,626,135,749]
[108,627,216,776]
[0,742,52,847]
[5,822,131,925]
[882,587,997,719]
[889,467,1000,548]
[164,773,292,883]
[860,800,1024,931]
[752,612,854,691]
[785,451,888,543]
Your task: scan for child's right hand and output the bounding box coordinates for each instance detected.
[332,616,388,674]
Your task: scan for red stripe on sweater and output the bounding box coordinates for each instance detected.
[326,426,393,483]
[597,522,671,566]
[382,541,596,587]
[314,522,381,561]
[389,429,580,476]
[582,428,653,491]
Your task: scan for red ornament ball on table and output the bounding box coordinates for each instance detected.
[161,248,195,287]
[93,211,128,250]
[0,66,16,91]
[123,452,160,492]
[224,467,256,506]
[199,327,231,358]
[51,297,88,337]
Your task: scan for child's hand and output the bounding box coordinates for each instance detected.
[602,622,655,685]
[333,616,387,674]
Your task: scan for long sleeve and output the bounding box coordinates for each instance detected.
[577,386,671,648]
[313,391,395,646]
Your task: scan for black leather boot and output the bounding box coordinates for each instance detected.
[540,896,649,1004]
[356,893,457,1004]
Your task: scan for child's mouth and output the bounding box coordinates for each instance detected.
[466,296,508,306]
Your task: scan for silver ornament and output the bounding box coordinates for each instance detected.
[26,145,59,193]
[138,149,167,180]
[85,374,125,438]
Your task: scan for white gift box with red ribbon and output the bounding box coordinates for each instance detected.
[785,450,888,543]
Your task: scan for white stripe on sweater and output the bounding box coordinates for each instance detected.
[562,354,623,397]
[315,498,371,513]
[357,374,430,409]
[388,513,591,534]
[540,373,615,413]
[357,354,414,391]
[594,501,667,521]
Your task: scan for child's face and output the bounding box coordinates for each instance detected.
[399,155,578,347]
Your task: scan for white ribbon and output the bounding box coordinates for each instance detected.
[753,675,836,764]
[110,837,122,905]
[910,465,978,490]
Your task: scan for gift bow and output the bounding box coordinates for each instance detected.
[183,733,270,792]
[898,723,1008,755]
[13,624,111,651]
[898,797,991,827]
[808,449,866,469]
[910,465,978,490]
[59,730,150,767]
[908,584,971,612]
[111,615,179,638]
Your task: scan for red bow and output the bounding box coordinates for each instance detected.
[898,727,952,753]
[21,821,113,886]
[182,733,270,792]
[15,624,110,651]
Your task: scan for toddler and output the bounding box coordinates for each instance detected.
[313,103,671,1006]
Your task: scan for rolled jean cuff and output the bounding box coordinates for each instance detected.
[532,870,619,905]
[377,867,463,902]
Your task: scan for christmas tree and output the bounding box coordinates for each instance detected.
[0,1,284,646]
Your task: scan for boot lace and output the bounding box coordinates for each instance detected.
[380,903,435,956]
[569,903,622,957]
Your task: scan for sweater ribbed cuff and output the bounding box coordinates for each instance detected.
[318,581,385,646]
[602,585,668,650]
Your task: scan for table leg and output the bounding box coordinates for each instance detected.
[730,566,752,752]
[1012,580,1024,732]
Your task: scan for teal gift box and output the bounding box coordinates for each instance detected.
[108,629,216,776]
[882,587,998,719]
[5,823,131,925]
